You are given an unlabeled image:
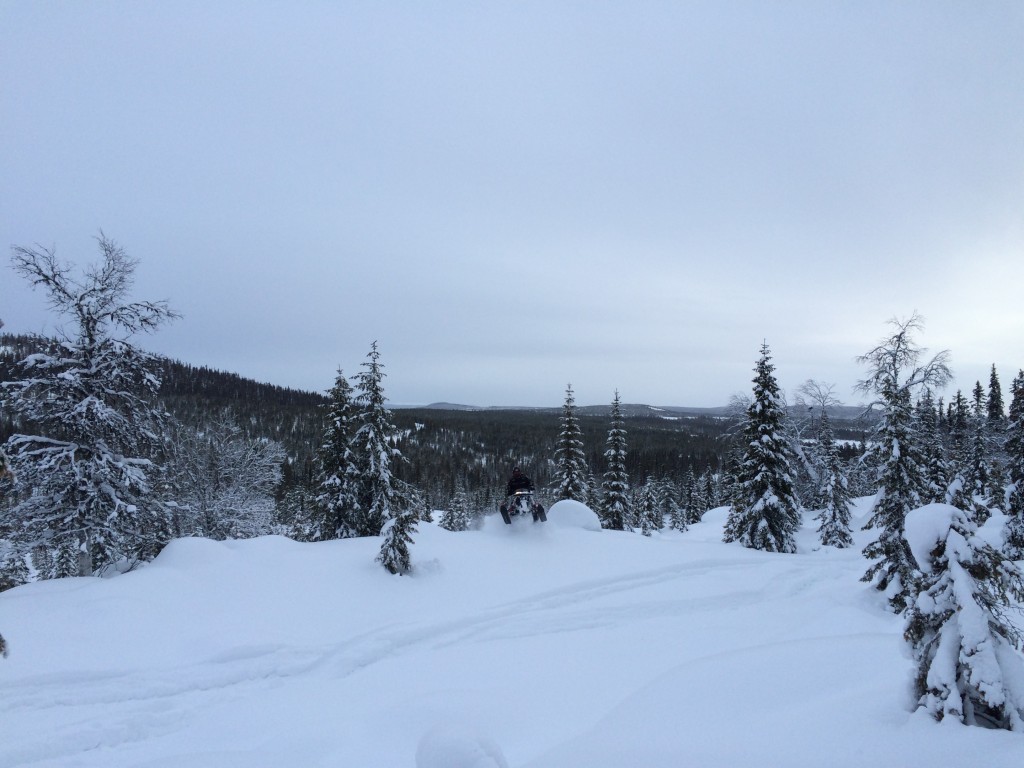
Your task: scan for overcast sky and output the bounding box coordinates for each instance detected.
[2,2,1022,407]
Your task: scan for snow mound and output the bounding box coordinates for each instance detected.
[416,726,509,768]
[150,536,234,570]
[547,499,602,531]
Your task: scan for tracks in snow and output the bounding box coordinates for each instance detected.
[0,551,855,767]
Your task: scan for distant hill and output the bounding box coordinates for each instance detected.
[415,402,731,417]
[415,400,869,422]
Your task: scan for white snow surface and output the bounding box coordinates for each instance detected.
[2,500,1024,767]
[905,503,958,572]
[546,499,602,531]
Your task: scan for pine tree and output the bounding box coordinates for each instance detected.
[377,504,418,575]
[856,314,952,612]
[942,392,974,512]
[554,384,589,502]
[701,471,719,511]
[350,342,412,537]
[0,550,29,591]
[1,236,179,577]
[916,392,949,505]
[723,343,802,553]
[636,478,658,537]
[0,444,9,483]
[964,381,993,510]
[1004,370,1024,559]
[904,504,1024,730]
[681,467,701,527]
[600,391,631,530]
[946,390,971,467]
[278,484,315,542]
[986,365,1008,508]
[814,410,854,548]
[311,369,360,540]
[439,485,472,532]
[670,473,690,532]
[653,478,671,531]
[988,364,1005,427]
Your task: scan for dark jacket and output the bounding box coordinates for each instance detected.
[506,470,534,497]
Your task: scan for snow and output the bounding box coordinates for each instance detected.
[905,503,957,571]
[546,499,602,530]
[416,726,509,768]
[2,499,1023,767]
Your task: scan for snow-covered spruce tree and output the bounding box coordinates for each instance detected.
[277,484,314,541]
[439,485,471,532]
[600,390,631,530]
[916,391,949,505]
[584,469,600,510]
[310,369,360,540]
[0,317,6,483]
[350,342,420,558]
[945,390,971,463]
[0,547,29,591]
[636,478,658,537]
[964,381,994,512]
[723,343,802,553]
[1005,370,1024,559]
[554,383,589,502]
[904,503,1024,730]
[655,477,676,530]
[701,471,720,512]
[943,385,995,524]
[693,472,711,521]
[986,366,1008,508]
[670,473,691,532]
[678,468,700,528]
[856,314,951,613]
[377,503,418,575]
[1,236,178,577]
[989,365,1006,426]
[814,410,854,548]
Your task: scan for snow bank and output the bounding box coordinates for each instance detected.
[547,499,602,531]
[2,499,1021,767]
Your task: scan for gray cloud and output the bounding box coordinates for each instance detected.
[2,2,1022,407]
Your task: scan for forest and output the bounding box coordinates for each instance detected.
[0,332,872,519]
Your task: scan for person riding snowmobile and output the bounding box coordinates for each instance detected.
[505,466,534,496]
[500,467,546,523]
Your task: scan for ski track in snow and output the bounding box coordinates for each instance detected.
[1,544,875,768]
[6,557,761,707]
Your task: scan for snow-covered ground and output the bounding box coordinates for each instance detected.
[2,499,1022,767]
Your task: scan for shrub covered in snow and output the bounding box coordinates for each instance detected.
[904,503,1024,730]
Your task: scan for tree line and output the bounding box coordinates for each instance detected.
[4,236,1022,731]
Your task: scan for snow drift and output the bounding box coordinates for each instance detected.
[1,500,1023,767]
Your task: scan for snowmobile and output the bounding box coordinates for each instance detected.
[500,490,547,524]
